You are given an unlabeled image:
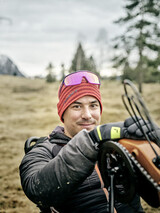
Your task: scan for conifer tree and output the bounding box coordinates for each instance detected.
[70,43,98,74]
[60,63,66,81]
[112,0,160,92]
[46,62,56,83]
[70,43,87,72]
[87,56,98,74]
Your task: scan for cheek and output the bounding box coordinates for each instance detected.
[64,109,81,123]
[70,111,81,121]
[92,110,101,122]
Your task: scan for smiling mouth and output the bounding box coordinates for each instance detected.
[78,123,95,129]
[79,123,94,126]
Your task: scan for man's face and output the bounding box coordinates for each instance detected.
[63,95,101,138]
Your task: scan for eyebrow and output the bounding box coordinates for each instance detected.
[72,100,99,104]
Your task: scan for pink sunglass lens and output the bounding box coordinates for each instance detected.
[64,72,100,86]
[64,73,82,85]
[86,74,99,84]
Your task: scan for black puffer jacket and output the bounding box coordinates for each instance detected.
[19,126,144,213]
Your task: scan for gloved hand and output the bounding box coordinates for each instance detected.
[126,117,160,145]
[89,117,160,144]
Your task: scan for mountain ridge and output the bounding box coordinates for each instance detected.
[0,55,25,77]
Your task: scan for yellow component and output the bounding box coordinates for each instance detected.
[111,127,121,139]
[97,126,102,140]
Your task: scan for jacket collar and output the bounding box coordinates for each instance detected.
[49,126,71,144]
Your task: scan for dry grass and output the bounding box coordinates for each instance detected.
[0,75,160,213]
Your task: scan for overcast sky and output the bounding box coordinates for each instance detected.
[0,0,125,77]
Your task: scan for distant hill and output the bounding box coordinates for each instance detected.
[0,55,25,77]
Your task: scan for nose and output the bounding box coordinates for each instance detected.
[81,107,92,120]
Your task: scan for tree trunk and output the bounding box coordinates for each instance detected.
[138,69,143,93]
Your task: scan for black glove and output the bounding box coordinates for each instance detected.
[125,117,160,145]
[89,117,160,143]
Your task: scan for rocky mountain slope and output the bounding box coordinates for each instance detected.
[0,55,24,77]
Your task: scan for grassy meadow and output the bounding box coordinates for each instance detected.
[0,75,160,213]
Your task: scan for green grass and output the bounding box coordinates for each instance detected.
[0,75,160,212]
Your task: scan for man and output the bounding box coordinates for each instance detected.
[19,70,158,213]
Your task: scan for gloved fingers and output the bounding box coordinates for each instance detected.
[136,121,160,137]
[136,124,151,137]
[127,119,149,134]
[128,119,160,140]
[124,116,141,127]
[123,117,160,142]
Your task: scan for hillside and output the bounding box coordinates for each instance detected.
[0,55,24,77]
[0,75,160,213]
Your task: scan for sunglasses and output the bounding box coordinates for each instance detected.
[58,71,101,98]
